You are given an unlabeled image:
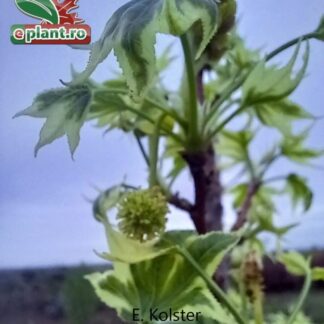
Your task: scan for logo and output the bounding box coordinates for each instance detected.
[11,0,91,45]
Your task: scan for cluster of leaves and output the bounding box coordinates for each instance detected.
[207,36,323,246]
[89,185,324,324]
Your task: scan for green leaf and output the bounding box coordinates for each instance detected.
[207,34,260,100]
[14,84,92,157]
[167,155,186,183]
[228,34,260,70]
[70,0,220,98]
[286,174,313,212]
[90,80,140,132]
[315,15,324,41]
[87,231,238,323]
[98,219,174,264]
[175,231,239,276]
[90,80,174,135]
[278,252,311,276]
[312,267,324,281]
[257,214,298,236]
[15,0,59,24]
[280,130,324,164]
[230,184,248,209]
[156,43,176,73]
[217,130,253,162]
[243,42,309,105]
[231,184,280,231]
[253,99,313,136]
[164,137,187,184]
[230,184,278,213]
[92,185,127,222]
[269,312,313,324]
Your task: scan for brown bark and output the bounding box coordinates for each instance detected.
[182,145,223,234]
[232,181,261,231]
[168,193,193,213]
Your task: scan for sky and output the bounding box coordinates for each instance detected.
[0,0,324,269]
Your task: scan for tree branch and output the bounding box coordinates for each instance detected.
[232,181,261,231]
[265,32,318,62]
[134,133,149,166]
[168,193,194,212]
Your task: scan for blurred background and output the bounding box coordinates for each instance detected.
[1,0,324,323]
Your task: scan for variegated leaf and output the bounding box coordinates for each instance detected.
[87,231,238,323]
[14,84,92,157]
[70,0,219,98]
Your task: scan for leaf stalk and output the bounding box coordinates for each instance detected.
[287,269,312,324]
[180,34,200,149]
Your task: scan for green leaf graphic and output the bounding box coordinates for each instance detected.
[15,0,60,24]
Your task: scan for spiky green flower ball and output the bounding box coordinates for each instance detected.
[117,187,169,242]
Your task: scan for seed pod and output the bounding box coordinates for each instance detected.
[242,250,264,304]
[117,187,169,242]
[194,0,237,65]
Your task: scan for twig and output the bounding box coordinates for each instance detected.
[134,133,149,166]
[232,181,261,231]
[196,68,205,104]
[168,193,194,212]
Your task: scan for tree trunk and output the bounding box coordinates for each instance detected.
[183,145,228,287]
[182,145,223,234]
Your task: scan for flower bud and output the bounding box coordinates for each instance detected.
[242,250,264,303]
[117,187,169,242]
[203,0,237,62]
